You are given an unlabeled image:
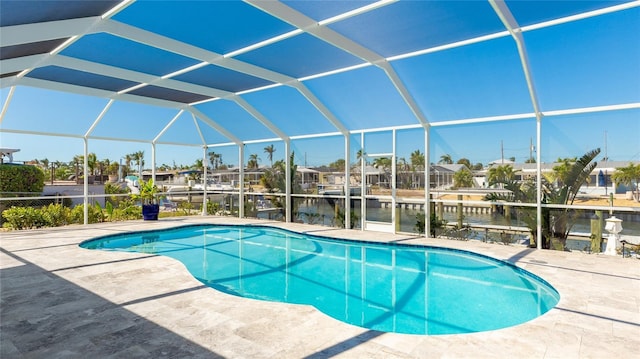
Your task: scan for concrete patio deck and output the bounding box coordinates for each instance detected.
[1,217,638,358]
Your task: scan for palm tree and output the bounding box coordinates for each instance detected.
[487,164,515,188]
[397,157,410,189]
[410,150,425,171]
[193,158,204,170]
[349,149,367,184]
[485,148,600,249]
[247,154,260,169]
[410,149,425,188]
[86,153,97,176]
[70,155,85,180]
[52,160,64,180]
[549,157,578,187]
[35,158,50,181]
[95,158,107,180]
[260,151,300,210]
[373,157,392,187]
[328,158,345,172]
[71,155,83,168]
[612,163,640,201]
[453,167,474,188]
[456,158,471,169]
[208,151,221,170]
[40,158,50,171]
[548,149,600,207]
[107,161,120,177]
[131,151,144,176]
[439,154,453,164]
[373,157,392,169]
[263,144,276,168]
[124,154,133,175]
[356,149,366,165]
[189,159,203,182]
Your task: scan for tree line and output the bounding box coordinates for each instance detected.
[24,145,640,201]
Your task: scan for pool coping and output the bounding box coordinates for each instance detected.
[1,216,639,358]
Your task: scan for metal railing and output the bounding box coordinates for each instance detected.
[2,189,638,256]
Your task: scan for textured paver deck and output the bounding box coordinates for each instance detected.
[1,217,639,358]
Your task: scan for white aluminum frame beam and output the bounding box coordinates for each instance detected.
[0,86,16,124]
[187,107,242,146]
[1,14,313,181]
[50,55,235,99]
[84,99,114,138]
[0,54,48,79]
[490,0,543,249]
[79,99,116,225]
[522,1,640,32]
[1,1,133,86]
[190,113,210,215]
[246,2,429,231]
[96,20,350,136]
[246,0,430,129]
[0,17,101,47]
[153,110,185,144]
[3,0,632,142]
[48,56,291,144]
[13,77,186,109]
[4,77,637,149]
[233,97,289,141]
[151,110,186,183]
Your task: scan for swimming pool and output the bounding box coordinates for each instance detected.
[80,224,559,335]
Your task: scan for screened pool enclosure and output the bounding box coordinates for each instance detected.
[1,1,639,250]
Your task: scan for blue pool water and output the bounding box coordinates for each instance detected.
[80,224,560,335]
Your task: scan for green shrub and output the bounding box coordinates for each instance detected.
[70,204,104,224]
[2,206,46,230]
[208,201,222,215]
[94,202,105,223]
[179,201,195,216]
[123,205,142,220]
[0,164,45,193]
[107,199,141,221]
[415,211,445,237]
[41,203,71,227]
[104,183,129,208]
[105,201,114,219]
[1,199,143,229]
[104,183,129,195]
[335,208,358,229]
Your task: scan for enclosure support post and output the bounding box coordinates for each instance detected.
[239,144,245,219]
[344,134,351,230]
[360,132,366,231]
[424,128,430,238]
[285,140,291,222]
[391,129,397,234]
[151,143,156,185]
[83,138,88,225]
[202,146,207,216]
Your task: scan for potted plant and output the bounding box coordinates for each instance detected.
[132,179,159,220]
[107,162,119,183]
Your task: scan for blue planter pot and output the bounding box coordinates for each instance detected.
[142,204,160,220]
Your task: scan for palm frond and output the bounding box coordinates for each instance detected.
[566,148,600,204]
[483,192,514,202]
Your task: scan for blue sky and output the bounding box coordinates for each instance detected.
[1,3,638,169]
